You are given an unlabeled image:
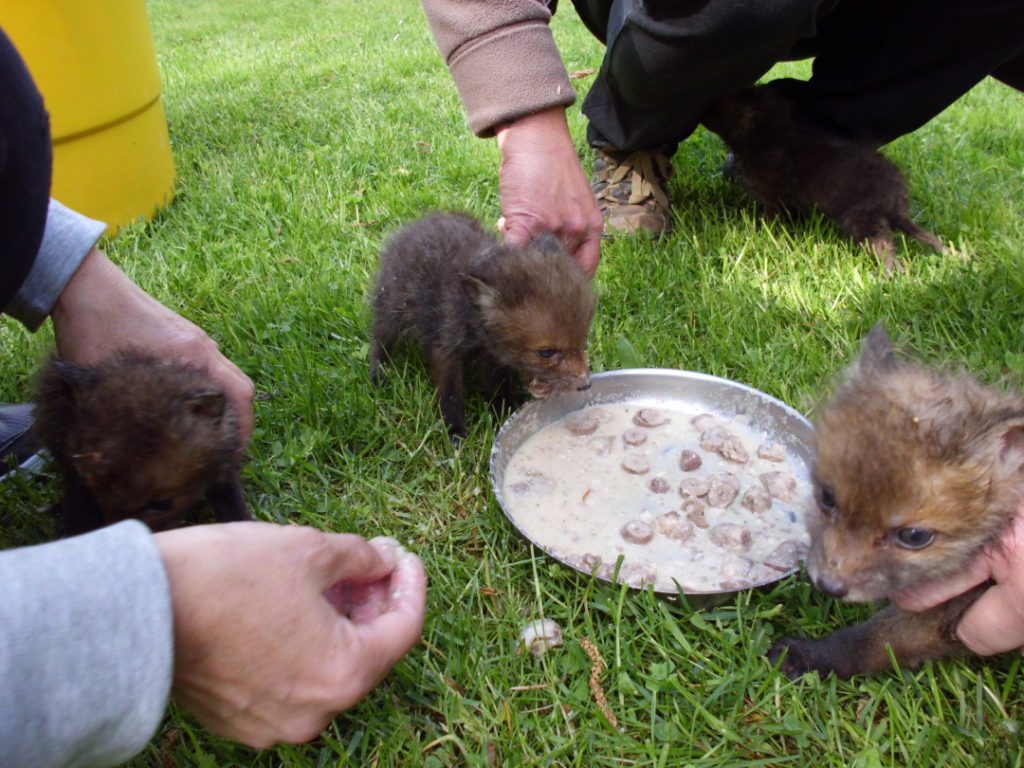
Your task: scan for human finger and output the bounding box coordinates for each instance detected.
[209,355,255,444]
[312,531,398,589]
[501,214,537,249]
[572,229,602,277]
[892,554,992,612]
[341,578,393,622]
[502,213,601,278]
[347,549,427,690]
[956,583,1024,655]
[331,538,411,617]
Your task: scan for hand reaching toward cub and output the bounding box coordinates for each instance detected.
[155,522,427,747]
[495,107,603,277]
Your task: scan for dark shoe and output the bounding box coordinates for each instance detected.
[591,148,674,237]
[722,152,741,184]
[0,404,43,479]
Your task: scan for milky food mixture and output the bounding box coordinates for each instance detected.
[501,404,811,593]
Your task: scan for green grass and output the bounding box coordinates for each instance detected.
[3,0,1024,765]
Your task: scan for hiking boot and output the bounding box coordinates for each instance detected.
[0,404,43,479]
[591,148,674,237]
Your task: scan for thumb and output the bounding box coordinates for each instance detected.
[345,548,427,694]
[310,532,398,588]
[956,583,1024,655]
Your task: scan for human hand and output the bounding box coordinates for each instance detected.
[893,507,1024,655]
[155,522,427,747]
[49,247,256,443]
[495,107,603,277]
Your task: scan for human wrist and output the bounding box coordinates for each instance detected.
[153,526,225,691]
[50,247,123,332]
[495,107,575,153]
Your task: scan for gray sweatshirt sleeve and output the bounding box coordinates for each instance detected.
[4,199,107,331]
[0,520,174,768]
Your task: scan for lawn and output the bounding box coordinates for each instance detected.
[2,0,1023,765]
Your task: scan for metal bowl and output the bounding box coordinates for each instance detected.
[490,368,815,602]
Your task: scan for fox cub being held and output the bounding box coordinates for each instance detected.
[34,349,250,535]
[370,211,596,438]
[770,324,1024,678]
[701,84,943,275]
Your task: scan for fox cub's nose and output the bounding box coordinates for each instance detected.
[814,573,849,599]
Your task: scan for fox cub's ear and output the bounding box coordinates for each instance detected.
[990,416,1024,468]
[857,322,898,375]
[462,273,501,313]
[184,391,227,420]
[47,359,100,396]
[34,359,99,450]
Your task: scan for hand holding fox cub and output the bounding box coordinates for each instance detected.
[895,508,1024,657]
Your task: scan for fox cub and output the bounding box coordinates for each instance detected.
[370,211,596,438]
[34,349,249,535]
[770,324,1024,677]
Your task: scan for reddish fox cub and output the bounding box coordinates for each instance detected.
[770,324,1024,678]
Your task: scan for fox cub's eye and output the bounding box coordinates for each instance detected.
[814,482,837,517]
[895,527,935,550]
[536,348,558,359]
[147,497,175,513]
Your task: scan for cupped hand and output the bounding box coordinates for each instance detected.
[49,247,255,443]
[893,507,1024,656]
[155,522,427,748]
[495,107,603,277]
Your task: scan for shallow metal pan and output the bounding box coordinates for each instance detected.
[490,369,815,601]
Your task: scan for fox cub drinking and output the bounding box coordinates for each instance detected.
[770,324,1024,678]
[701,84,943,274]
[370,211,596,438]
[34,349,250,535]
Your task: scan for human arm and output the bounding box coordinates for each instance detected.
[421,0,575,137]
[893,507,1024,655]
[5,199,256,443]
[0,522,427,766]
[421,0,602,273]
[0,521,173,768]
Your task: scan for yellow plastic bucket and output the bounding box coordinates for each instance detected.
[0,0,175,235]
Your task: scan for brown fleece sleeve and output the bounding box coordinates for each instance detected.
[422,0,577,137]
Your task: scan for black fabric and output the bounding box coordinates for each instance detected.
[573,0,833,150]
[993,55,1024,92]
[570,0,1024,150]
[0,27,52,313]
[781,0,1024,144]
